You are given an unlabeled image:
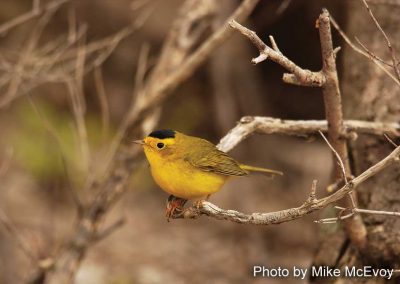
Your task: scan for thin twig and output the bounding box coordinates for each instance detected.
[26,94,83,213]
[276,0,292,15]
[93,218,126,242]
[319,131,348,184]
[330,15,400,87]
[384,133,399,147]
[355,36,393,67]
[367,0,400,6]
[0,208,38,264]
[317,206,400,223]
[66,79,90,174]
[337,206,400,217]
[94,67,110,142]
[0,0,70,36]
[361,0,400,81]
[0,147,13,178]
[319,131,357,210]
[320,129,357,209]
[217,117,400,153]
[306,180,318,204]
[269,35,281,53]
[60,150,84,215]
[1,2,59,109]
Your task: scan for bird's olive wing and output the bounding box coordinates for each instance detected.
[184,144,248,176]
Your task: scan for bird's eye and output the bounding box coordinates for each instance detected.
[156,142,165,149]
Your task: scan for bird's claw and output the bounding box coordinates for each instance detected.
[166,195,187,221]
[194,200,204,209]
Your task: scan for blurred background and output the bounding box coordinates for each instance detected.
[0,0,354,283]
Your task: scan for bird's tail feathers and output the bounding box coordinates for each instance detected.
[240,164,283,176]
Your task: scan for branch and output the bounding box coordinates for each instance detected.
[0,147,13,178]
[218,116,400,152]
[361,0,400,82]
[384,133,399,147]
[339,207,400,217]
[317,206,400,224]
[0,208,38,264]
[229,20,326,87]
[92,218,126,242]
[276,0,292,15]
[366,0,400,6]
[93,67,110,142]
[330,15,400,87]
[175,146,400,224]
[0,0,70,36]
[319,131,349,184]
[355,36,393,67]
[319,8,367,248]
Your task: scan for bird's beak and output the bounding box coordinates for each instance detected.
[132,140,145,145]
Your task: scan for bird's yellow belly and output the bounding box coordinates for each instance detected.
[150,160,227,199]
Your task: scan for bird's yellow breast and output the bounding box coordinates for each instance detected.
[144,148,227,199]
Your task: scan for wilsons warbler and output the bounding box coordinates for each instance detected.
[134,129,282,218]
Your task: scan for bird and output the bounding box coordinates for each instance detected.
[134,129,282,218]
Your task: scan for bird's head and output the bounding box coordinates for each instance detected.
[133,129,179,163]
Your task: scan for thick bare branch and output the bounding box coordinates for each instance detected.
[218,116,400,152]
[229,20,325,87]
[318,9,367,249]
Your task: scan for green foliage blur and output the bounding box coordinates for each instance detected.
[10,99,109,185]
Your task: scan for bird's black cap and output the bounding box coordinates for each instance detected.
[148,129,175,139]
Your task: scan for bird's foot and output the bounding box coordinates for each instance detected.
[193,200,204,210]
[166,195,187,221]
